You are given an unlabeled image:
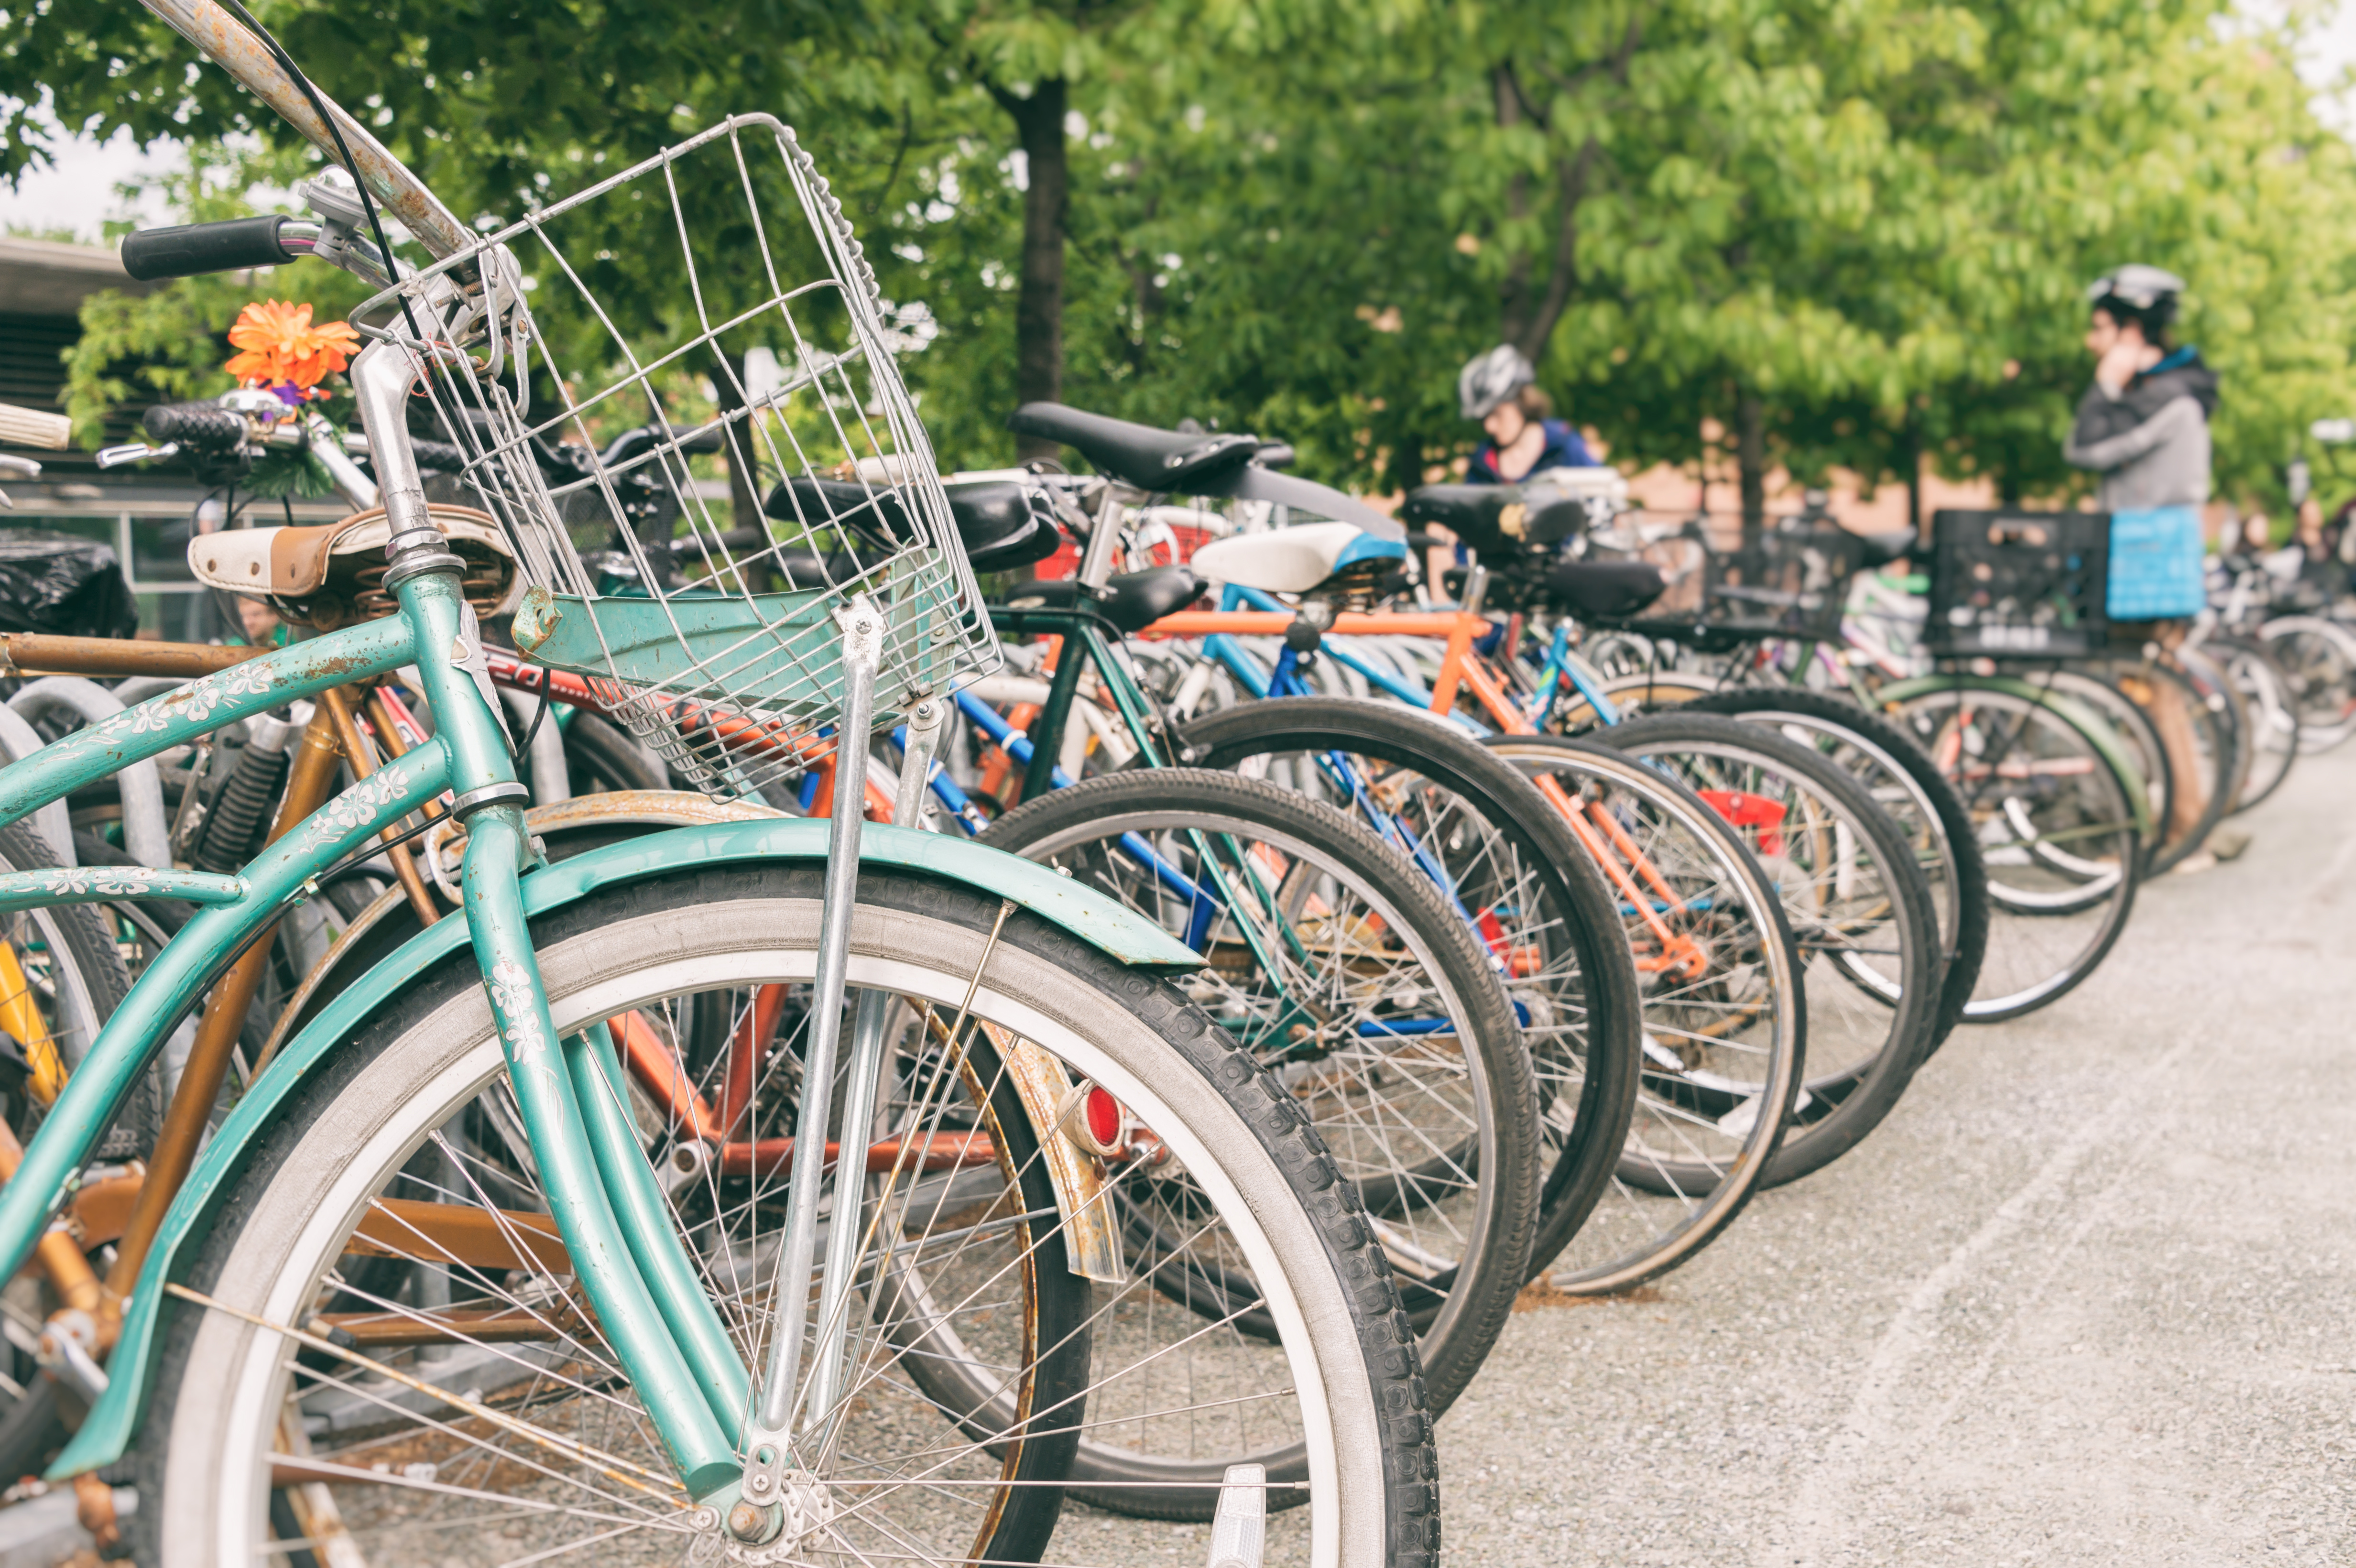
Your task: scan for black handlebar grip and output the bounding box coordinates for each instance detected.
[408,439,470,473]
[120,216,292,282]
[144,402,249,451]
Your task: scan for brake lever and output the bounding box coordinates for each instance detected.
[0,454,35,510]
[96,442,182,469]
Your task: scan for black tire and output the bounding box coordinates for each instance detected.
[982,768,1537,1417]
[2208,633,2301,810]
[559,710,669,794]
[1677,688,1991,1051]
[2176,643,2255,818]
[2107,653,2235,873]
[1177,696,1644,1279]
[1596,713,1944,1187]
[133,864,1440,1566]
[0,821,136,1150]
[0,821,134,1483]
[0,1379,63,1492]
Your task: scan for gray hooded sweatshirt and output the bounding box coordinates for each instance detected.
[2062,349,2219,512]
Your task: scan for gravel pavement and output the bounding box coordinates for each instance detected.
[1438,743,2356,1567]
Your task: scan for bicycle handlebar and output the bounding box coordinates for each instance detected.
[120,215,305,281]
[139,0,469,257]
[409,438,470,473]
[142,402,250,452]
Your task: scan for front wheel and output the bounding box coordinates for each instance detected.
[1879,684,2144,1022]
[980,769,1538,1424]
[133,863,1438,1568]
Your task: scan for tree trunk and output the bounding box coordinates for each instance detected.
[1493,65,1537,350]
[994,78,1069,461]
[1904,410,1923,535]
[1737,388,1767,552]
[711,348,764,543]
[1491,22,1639,362]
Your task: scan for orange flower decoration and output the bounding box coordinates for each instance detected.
[224,300,361,391]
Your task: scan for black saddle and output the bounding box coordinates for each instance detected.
[765,475,914,546]
[765,545,885,589]
[1401,483,1585,557]
[939,479,1065,573]
[1855,530,1917,568]
[1006,403,1261,492]
[1001,565,1206,634]
[763,476,1064,573]
[1542,560,1667,620]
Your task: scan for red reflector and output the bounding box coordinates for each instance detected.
[1084,1085,1123,1148]
[1698,789,1788,857]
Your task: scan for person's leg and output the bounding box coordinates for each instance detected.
[2140,669,2208,840]
[2116,623,2208,844]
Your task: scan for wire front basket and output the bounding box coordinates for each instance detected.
[360,114,997,804]
[1593,519,1864,645]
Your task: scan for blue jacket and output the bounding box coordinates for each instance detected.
[1467,419,1596,484]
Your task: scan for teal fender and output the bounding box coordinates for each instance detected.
[1875,673,2156,838]
[53,817,1200,1479]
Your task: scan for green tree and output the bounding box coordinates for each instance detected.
[14,0,2356,508]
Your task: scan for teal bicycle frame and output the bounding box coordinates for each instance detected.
[0,527,766,1495]
[0,343,1199,1509]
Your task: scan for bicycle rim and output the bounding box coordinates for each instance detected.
[1480,736,1803,1293]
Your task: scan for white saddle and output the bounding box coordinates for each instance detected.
[1189,523,1406,594]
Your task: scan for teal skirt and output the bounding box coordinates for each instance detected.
[2107,505,2205,621]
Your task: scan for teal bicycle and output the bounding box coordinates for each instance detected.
[0,6,1440,1565]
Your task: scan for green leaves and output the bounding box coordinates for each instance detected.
[12,0,2356,507]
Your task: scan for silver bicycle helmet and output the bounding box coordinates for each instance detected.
[1459,344,1536,420]
[2086,264,2185,316]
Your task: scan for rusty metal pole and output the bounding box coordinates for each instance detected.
[0,632,262,680]
[101,703,347,1307]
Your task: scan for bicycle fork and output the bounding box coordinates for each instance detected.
[359,342,753,1505]
[731,605,954,1541]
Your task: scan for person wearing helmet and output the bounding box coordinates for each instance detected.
[1458,345,1597,483]
[2063,265,2239,864]
[2065,266,2215,526]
